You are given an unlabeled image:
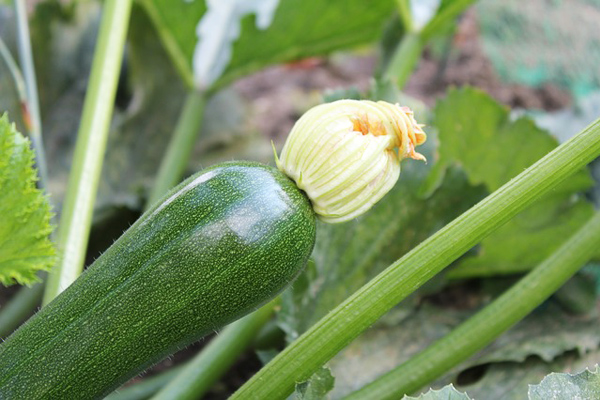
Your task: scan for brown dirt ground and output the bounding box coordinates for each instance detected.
[234,10,571,145]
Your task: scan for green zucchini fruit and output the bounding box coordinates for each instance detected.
[0,161,316,399]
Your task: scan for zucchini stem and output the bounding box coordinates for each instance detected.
[145,90,206,209]
[394,0,414,33]
[0,282,43,338]
[43,0,133,305]
[230,118,600,399]
[383,32,424,90]
[345,210,600,399]
[384,0,477,90]
[14,0,48,190]
[421,0,478,40]
[105,366,186,400]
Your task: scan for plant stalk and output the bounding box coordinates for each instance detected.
[14,0,48,190]
[43,0,133,305]
[145,90,206,209]
[421,0,478,40]
[0,282,43,338]
[383,0,477,90]
[105,366,187,400]
[346,210,600,399]
[383,32,423,90]
[231,118,600,400]
[151,301,277,400]
[0,38,27,125]
[395,0,413,33]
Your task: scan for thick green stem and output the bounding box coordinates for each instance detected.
[105,366,186,400]
[145,90,206,209]
[14,0,48,190]
[0,282,43,338]
[383,33,423,90]
[394,0,413,33]
[420,0,477,40]
[0,38,27,125]
[151,301,276,400]
[231,118,600,400]
[383,0,477,91]
[346,211,600,399]
[43,0,133,305]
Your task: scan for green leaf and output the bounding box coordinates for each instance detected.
[107,6,272,208]
[553,273,597,315]
[278,137,486,340]
[29,4,271,212]
[446,349,600,400]
[463,303,600,367]
[583,263,600,294]
[0,37,26,135]
[528,365,600,400]
[0,114,54,285]
[189,0,281,89]
[294,367,335,400]
[277,85,485,341]
[140,0,396,89]
[328,304,469,398]
[525,91,600,208]
[277,87,484,398]
[403,384,472,400]
[429,87,595,277]
[424,302,600,400]
[328,299,600,398]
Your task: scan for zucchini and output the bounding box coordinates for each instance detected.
[0,161,316,399]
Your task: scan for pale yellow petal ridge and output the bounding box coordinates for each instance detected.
[277,99,426,223]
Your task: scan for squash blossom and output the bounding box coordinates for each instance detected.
[276,99,426,223]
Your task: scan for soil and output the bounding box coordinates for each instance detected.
[234,10,571,144]
[405,10,571,111]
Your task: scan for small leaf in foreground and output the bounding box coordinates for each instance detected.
[294,366,335,400]
[528,365,600,400]
[403,384,472,400]
[0,114,54,285]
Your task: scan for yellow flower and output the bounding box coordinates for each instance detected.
[276,99,426,223]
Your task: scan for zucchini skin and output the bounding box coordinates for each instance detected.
[0,162,316,399]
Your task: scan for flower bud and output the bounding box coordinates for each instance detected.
[276,99,426,223]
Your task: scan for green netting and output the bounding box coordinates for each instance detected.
[476,0,600,98]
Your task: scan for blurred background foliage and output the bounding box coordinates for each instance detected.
[1,0,599,398]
